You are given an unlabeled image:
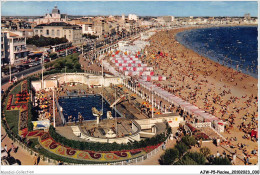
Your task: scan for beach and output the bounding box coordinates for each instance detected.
[142,27,258,164]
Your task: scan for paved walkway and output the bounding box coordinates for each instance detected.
[134,139,176,165]
[1,70,51,165]
[133,128,178,165]
[1,127,49,165]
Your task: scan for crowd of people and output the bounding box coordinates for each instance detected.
[102,28,258,164]
[34,89,56,122]
[137,28,258,164]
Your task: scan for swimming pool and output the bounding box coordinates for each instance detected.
[58,95,119,122]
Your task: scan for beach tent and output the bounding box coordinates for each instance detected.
[251,129,258,138]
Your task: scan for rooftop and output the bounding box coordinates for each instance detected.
[9,32,19,37]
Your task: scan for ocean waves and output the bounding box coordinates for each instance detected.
[175,26,258,78]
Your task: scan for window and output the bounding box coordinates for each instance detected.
[46,30,49,35]
[57,30,60,36]
[52,29,55,36]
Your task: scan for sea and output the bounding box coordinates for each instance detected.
[175,26,258,78]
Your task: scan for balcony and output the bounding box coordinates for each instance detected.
[13,41,26,46]
[14,48,29,54]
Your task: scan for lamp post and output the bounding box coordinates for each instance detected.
[41,56,44,89]
[115,87,117,137]
[9,63,11,83]
[152,84,154,118]
[65,66,67,82]
[53,89,56,128]
[101,52,104,119]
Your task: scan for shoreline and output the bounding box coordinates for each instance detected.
[174,26,257,79]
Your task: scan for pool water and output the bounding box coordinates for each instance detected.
[58,95,118,122]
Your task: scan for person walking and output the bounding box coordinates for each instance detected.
[232,150,237,165]
[4,144,8,152]
[33,154,39,165]
[199,138,203,148]
[11,143,17,153]
[162,142,166,150]
[216,151,220,157]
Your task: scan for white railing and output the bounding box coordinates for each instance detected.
[194,122,211,128]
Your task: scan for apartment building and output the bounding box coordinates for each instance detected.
[1,31,29,65]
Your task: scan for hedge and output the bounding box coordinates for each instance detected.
[49,123,171,151]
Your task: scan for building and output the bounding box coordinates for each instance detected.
[244,13,251,20]
[128,14,138,21]
[1,31,29,65]
[34,6,68,24]
[162,16,174,22]
[34,22,83,45]
[82,23,95,35]
[17,29,34,38]
[157,16,174,24]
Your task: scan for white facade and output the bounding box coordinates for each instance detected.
[82,24,95,35]
[31,73,123,91]
[1,31,29,65]
[128,14,138,21]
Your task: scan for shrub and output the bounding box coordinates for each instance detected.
[181,135,197,147]
[174,142,188,156]
[159,148,179,165]
[49,53,58,60]
[174,154,198,165]
[186,152,206,165]
[211,157,232,165]
[28,101,32,131]
[200,147,211,158]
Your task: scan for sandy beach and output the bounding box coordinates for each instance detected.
[142,27,258,164]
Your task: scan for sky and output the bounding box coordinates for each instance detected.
[1,1,258,17]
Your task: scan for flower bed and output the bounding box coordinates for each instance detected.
[26,130,162,162]
[5,80,30,136]
[186,123,210,140]
[6,95,13,110]
[194,132,210,141]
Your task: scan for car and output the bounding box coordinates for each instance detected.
[35,61,41,66]
[44,58,50,63]
[51,76,57,80]
[23,65,30,69]
[18,67,24,72]
[22,60,29,64]
[29,62,38,67]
